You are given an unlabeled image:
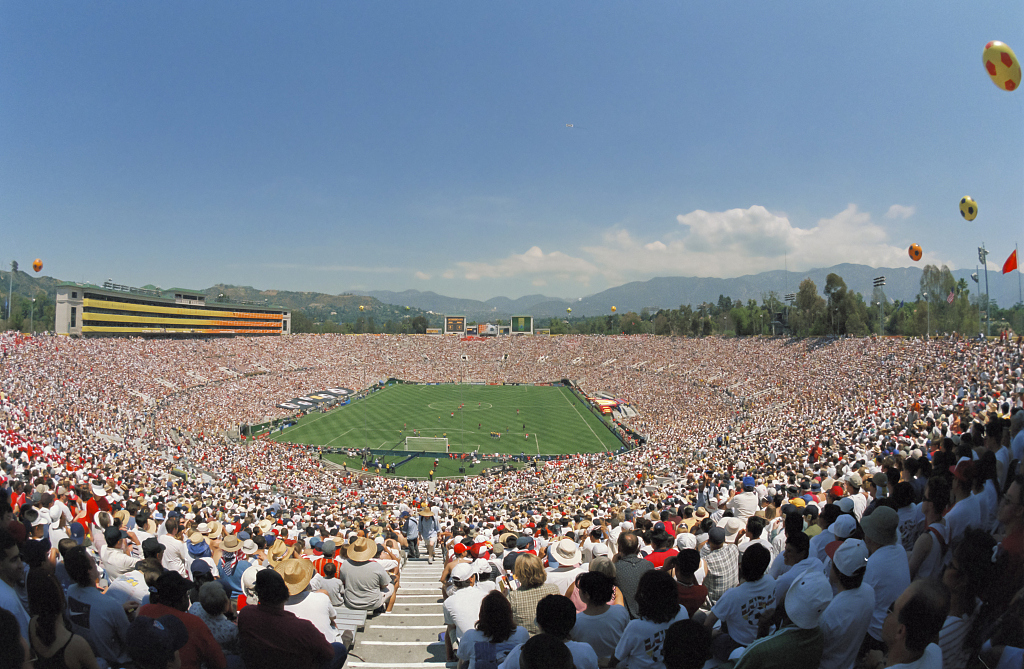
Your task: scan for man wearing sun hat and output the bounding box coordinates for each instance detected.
[546,538,587,595]
[819,539,874,669]
[275,558,339,643]
[339,536,394,613]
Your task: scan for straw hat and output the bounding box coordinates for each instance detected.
[417,503,434,517]
[113,509,130,527]
[274,558,315,597]
[268,540,291,563]
[206,521,223,540]
[348,537,377,562]
[220,535,241,552]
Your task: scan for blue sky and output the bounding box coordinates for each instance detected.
[2,2,1022,301]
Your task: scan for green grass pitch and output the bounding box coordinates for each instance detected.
[269,384,619,477]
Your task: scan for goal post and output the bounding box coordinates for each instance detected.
[404,436,449,452]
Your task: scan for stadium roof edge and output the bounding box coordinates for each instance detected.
[56,282,288,311]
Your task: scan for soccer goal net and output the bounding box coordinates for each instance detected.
[404,436,449,452]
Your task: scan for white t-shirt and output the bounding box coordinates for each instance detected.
[285,590,338,643]
[546,565,587,596]
[443,587,488,643]
[945,496,982,549]
[729,492,760,521]
[818,584,875,669]
[499,640,598,669]
[571,605,630,661]
[889,642,943,668]
[864,544,911,641]
[614,608,689,669]
[457,626,529,669]
[105,570,151,608]
[711,576,776,646]
[158,534,192,580]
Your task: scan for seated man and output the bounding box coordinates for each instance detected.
[443,562,488,662]
[338,537,396,613]
[238,569,347,669]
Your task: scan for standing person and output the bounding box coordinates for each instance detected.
[401,511,420,559]
[419,503,440,564]
[908,477,950,581]
[614,533,654,619]
[611,570,688,669]
[26,569,99,669]
[818,540,874,669]
[159,517,192,580]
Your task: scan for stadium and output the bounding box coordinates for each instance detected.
[5,5,1024,669]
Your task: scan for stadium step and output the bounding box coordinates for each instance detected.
[348,557,454,669]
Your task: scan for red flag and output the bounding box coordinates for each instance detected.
[947,289,955,304]
[1004,249,1019,274]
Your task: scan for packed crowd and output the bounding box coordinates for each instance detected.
[0,330,1023,669]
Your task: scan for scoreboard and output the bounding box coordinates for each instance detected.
[511,315,533,334]
[445,315,467,334]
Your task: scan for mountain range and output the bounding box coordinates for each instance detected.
[3,263,1020,323]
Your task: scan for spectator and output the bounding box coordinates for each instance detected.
[546,539,587,595]
[566,555,623,612]
[339,537,394,614]
[507,553,559,635]
[125,615,189,669]
[187,581,239,656]
[456,590,529,669]
[939,528,998,669]
[0,606,31,669]
[615,532,654,618]
[663,619,712,669]
[612,570,687,669]
[217,534,254,597]
[64,545,133,667]
[861,506,911,653]
[663,549,708,618]
[505,633,573,669]
[500,595,598,669]
[137,571,227,669]
[0,528,28,640]
[25,569,98,669]
[99,525,137,581]
[865,580,949,669]
[703,543,774,661]
[818,539,874,669]
[727,570,833,669]
[276,558,338,644]
[908,477,951,581]
[570,570,629,664]
[237,569,346,669]
[701,526,739,608]
[444,562,488,661]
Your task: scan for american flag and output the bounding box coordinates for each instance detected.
[947,289,955,304]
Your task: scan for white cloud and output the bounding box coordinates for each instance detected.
[442,270,456,279]
[885,204,916,219]
[583,204,937,281]
[442,204,951,292]
[456,246,600,283]
[414,271,431,281]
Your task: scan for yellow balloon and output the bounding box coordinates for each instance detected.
[567,307,572,313]
[359,305,365,311]
[959,196,978,221]
[611,306,617,312]
[984,41,1022,91]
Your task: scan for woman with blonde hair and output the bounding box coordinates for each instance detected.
[507,553,559,635]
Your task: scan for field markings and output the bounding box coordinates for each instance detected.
[558,386,611,450]
[322,427,356,446]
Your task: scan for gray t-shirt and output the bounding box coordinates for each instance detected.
[338,559,390,610]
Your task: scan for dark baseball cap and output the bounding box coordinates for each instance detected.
[708,527,727,545]
[104,526,127,544]
[142,538,165,556]
[126,615,188,668]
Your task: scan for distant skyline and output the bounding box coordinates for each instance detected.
[2,2,1022,301]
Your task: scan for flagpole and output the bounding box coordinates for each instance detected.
[1017,243,1022,306]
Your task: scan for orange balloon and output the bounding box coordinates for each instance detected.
[908,244,923,262]
[32,259,42,273]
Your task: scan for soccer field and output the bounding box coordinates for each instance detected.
[269,384,619,473]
